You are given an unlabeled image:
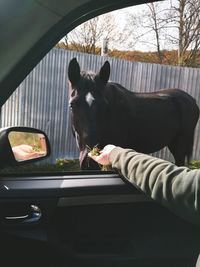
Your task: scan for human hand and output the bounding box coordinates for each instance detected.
[12,145,45,161]
[88,144,116,166]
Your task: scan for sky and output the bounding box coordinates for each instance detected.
[61,0,176,52]
[108,0,174,51]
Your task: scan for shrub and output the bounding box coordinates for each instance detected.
[0,159,80,174]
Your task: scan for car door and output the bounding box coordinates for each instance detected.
[0,0,200,267]
[0,168,199,267]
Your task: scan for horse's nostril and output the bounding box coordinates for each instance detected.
[69,102,75,109]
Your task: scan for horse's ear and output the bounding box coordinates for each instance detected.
[99,61,110,84]
[68,58,81,85]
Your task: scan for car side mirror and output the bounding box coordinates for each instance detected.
[0,127,50,169]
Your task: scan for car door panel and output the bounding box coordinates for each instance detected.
[0,173,199,267]
[54,204,199,267]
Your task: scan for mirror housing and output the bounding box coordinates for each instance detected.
[0,127,50,169]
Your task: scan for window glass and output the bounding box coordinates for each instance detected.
[1,0,200,174]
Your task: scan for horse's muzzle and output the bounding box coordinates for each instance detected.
[79,149,100,170]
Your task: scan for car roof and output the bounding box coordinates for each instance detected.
[0,0,159,106]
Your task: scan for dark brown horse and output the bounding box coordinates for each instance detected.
[68,58,199,170]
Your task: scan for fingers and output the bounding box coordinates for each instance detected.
[88,152,104,164]
[88,144,116,166]
[102,144,116,153]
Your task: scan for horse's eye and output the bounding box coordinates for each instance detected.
[71,90,76,97]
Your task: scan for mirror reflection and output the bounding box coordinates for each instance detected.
[8,131,47,162]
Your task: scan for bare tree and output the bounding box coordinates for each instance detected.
[153,0,200,66]
[146,3,166,63]
[125,0,200,66]
[168,0,200,66]
[126,2,169,64]
[65,13,118,54]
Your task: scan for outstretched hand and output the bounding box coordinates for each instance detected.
[12,144,45,161]
[88,144,116,166]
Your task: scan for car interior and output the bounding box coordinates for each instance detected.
[0,0,200,266]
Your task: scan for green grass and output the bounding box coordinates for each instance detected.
[0,158,81,174]
[9,131,41,148]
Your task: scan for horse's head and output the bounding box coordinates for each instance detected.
[68,58,110,170]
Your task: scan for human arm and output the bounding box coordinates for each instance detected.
[89,145,200,226]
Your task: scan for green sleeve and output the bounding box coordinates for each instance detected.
[109,147,200,226]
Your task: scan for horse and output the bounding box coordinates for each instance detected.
[67,58,200,170]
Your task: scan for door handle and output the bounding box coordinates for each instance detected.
[4,204,42,224]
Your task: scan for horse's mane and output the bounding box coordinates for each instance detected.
[80,71,96,92]
[81,71,95,79]
[105,82,135,102]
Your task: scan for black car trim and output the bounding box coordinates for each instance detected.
[58,194,151,207]
[0,173,143,198]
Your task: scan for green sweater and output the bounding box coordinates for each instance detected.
[109,147,200,226]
